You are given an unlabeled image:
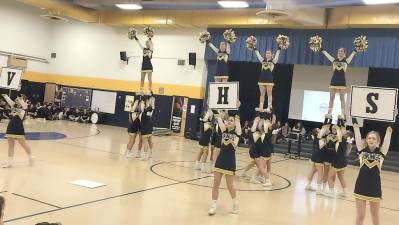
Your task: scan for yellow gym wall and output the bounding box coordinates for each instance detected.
[23,71,205,99]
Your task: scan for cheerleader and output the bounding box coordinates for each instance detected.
[209,110,226,174]
[305,117,331,194]
[1,94,34,168]
[320,47,357,118]
[126,93,143,158]
[207,41,230,82]
[322,123,339,194]
[261,112,275,186]
[253,47,281,112]
[240,111,272,186]
[195,109,213,172]
[208,109,241,215]
[326,116,354,197]
[139,92,155,161]
[352,117,394,225]
[134,36,154,92]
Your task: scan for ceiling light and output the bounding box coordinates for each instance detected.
[363,0,399,5]
[217,1,249,8]
[115,4,143,10]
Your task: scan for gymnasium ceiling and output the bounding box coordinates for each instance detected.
[17,0,399,28]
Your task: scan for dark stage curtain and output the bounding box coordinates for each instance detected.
[365,67,399,152]
[226,61,294,123]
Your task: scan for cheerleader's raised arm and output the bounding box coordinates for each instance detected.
[380,127,393,156]
[208,42,219,54]
[272,48,281,64]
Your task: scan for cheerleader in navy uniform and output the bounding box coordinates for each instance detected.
[139,92,155,161]
[240,111,270,186]
[208,41,230,82]
[254,47,281,111]
[322,124,339,194]
[2,94,34,168]
[320,47,357,118]
[195,109,213,173]
[352,117,394,225]
[126,93,143,158]
[134,36,154,92]
[209,110,226,174]
[208,109,241,215]
[326,116,354,197]
[305,117,331,194]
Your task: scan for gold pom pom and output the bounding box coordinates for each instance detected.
[276,34,290,49]
[199,32,211,44]
[223,29,237,43]
[246,36,257,50]
[354,35,368,53]
[309,35,323,52]
[127,28,137,40]
[143,26,154,38]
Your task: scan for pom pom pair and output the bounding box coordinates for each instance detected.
[127,26,155,40]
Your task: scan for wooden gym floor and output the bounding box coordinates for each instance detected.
[0,120,398,225]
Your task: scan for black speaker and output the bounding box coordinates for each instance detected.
[189,52,196,67]
[120,51,127,61]
[51,53,56,58]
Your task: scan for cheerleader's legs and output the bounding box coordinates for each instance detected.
[266,86,273,111]
[258,85,266,110]
[126,134,137,155]
[141,136,150,160]
[369,201,380,225]
[327,169,337,196]
[336,170,347,196]
[339,89,346,117]
[327,89,338,116]
[240,160,255,178]
[147,72,153,92]
[209,171,223,215]
[4,138,33,168]
[356,199,367,225]
[140,72,146,91]
[306,166,317,190]
[225,174,239,214]
[323,164,330,191]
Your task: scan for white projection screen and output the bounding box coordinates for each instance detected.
[91,90,117,114]
[289,65,368,123]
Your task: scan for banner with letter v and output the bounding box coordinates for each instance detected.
[0,67,23,90]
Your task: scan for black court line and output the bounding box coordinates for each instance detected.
[150,159,292,192]
[12,193,62,209]
[5,176,208,223]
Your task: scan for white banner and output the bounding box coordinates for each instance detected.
[350,85,398,122]
[0,67,23,90]
[209,82,239,110]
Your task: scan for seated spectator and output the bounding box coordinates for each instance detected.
[78,109,91,123]
[291,122,306,140]
[27,101,38,118]
[68,108,80,122]
[37,104,54,120]
[241,121,250,145]
[281,122,289,142]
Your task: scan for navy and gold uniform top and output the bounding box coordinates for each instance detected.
[324,133,338,165]
[354,147,385,202]
[255,49,280,86]
[214,129,240,175]
[249,125,265,159]
[215,50,229,79]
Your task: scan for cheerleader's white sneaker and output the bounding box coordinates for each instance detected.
[2,160,12,168]
[208,202,217,216]
[263,179,272,187]
[231,203,240,214]
[134,150,141,158]
[28,156,35,166]
[305,184,316,191]
[250,176,261,184]
[194,161,201,170]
